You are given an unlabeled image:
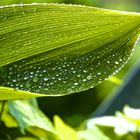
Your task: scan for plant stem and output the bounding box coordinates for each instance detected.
[0,101,6,123]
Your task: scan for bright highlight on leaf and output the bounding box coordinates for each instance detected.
[54,115,79,140]
[0,3,140,99]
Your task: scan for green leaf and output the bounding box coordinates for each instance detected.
[0,102,18,128]
[54,115,79,140]
[0,3,140,98]
[0,87,46,100]
[8,99,56,139]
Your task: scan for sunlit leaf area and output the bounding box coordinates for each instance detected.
[0,0,140,139]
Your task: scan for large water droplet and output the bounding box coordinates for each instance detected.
[87,74,93,80]
[33,77,38,82]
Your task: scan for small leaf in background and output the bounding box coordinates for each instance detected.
[54,115,79,140]
[0,102,18,128]
[86,106,140,137]
[8,99,56,139]
[78,125,111,140]
[0,3,140,99]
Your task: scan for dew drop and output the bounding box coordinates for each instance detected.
[43,70,47,73]
[87,74,93,80]
[52,77,55,80]
[97,72,101,75]
[83,70,88,73]
[33,77,38,82]
[9,72,13,75]
[44,88,48,91]
[24,77,28,80]
[20,85,23,88]
[74,83,79,86]
[30,72,34,75]
[77,74,81,77]
[43,77,49,81]
[12,79,17,83]
[58,78,61,81]
[107,61,110,64]
[83,79,87,82]
[25,82,30,88]
[73,71,76,74]
[115,61,119,65]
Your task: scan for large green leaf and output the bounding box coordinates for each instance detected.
[0,3,140,99]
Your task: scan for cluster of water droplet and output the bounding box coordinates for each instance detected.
[0,3,137,95]
[1,36,132,95]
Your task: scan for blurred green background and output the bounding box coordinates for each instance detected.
[0,0,140,127]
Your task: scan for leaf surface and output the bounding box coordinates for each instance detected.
[8,99,56,138]
[0,3,140,99]
[54,115,79,140]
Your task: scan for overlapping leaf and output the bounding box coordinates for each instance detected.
[8,99,56,139]
[0,3,140,99]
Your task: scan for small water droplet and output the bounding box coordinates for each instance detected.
[24,77,28,80]
[43,77,49,81]
[58,67,61,70]
[73,71,76,74]
[83,70,88,73]
[115,61,119,65]
[107,61,110,64]
[12,79,17,82]
[77,74,81,77]
[43,70,47,73]
[97,72,101,75]
[20,85,23,88]
[83,79,87,82]
[9,67,12,70]
[58,78,61,81]
[50,82,53,85]
[44,88,48,91]
[30,72,34,75]
[74,83,79,86]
